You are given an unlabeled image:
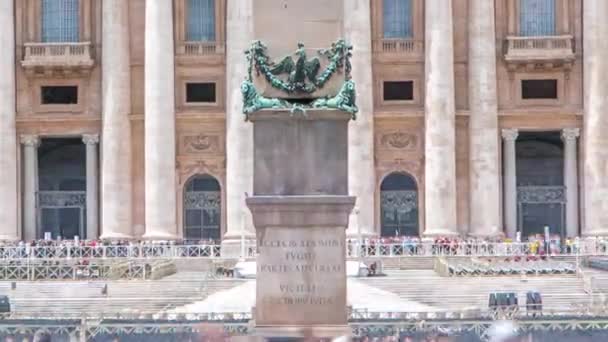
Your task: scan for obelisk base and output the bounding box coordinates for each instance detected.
[247,195,355,339]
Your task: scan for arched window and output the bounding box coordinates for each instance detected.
[41,0,80,42]
[380,172,419,237]
[383,0,412,39]
[187,0,216,41]
[520,0,556,36]
[184,175,221,241]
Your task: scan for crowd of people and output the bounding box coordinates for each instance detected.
[0,234,604,260]
[347,234,608,257]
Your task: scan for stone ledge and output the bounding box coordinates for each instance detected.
[248,108,352,121]
[247,195,355,228]
[253,324,351,338]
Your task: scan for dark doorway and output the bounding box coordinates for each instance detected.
[515,131,565,237]
[37,138,86,239]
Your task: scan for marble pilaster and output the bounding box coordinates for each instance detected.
[343,0,376,238]
[21,135,39,241]
[424,0,458,235]
[468,0,502,237]
[582,0,608,236]
[502,129,518,239]
[143,0,178,239]
[562,128,580,238]
[100,0,133,239]
[0,0,19,240]
[83,134,99,240]
[223,0,255,247]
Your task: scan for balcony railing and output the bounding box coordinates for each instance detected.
[175,41,224,66]
[21,42,94,75]
[504,35,575,65]
[177,41,224,56]
[372,39,424,61]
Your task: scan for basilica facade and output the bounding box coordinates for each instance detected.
[0,0,606,244]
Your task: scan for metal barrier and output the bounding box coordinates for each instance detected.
[0,261,158,281]
[5,305,608,321]
[0,238,606,260]
[345,239,605,258]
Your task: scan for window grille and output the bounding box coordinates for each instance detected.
[42,0,80,43]
[520,0,556,36]
[383,0,412,39]
[187,0,215,41]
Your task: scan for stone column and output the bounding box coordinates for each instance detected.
[144,0,177,239]
[424,0,458,235]
[83,134,99,240]
[0,0,19,240]
[100,0,133,239]
[583,0,608,236]
[562,128,580,238]
[223,0,255,248]
[21,135,39,241]
[468,0,501,237]
[343,0,376,238]
[502,129,518,239]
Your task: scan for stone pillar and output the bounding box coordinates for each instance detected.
[0,0,20,240]
[502,129,518,239]
[468,0,501,237]
[223,0,255,248]
[21,135,39,241]
[143,0,177,239]
[424,0,458,235]
[83,134,99,240]
[343,0,375,237]
[583,0,608,236]
[562,128,580,238]
[100,0,133,240]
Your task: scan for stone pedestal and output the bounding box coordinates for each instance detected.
[246,110,354,339]
[252,111,348,196]
[247,196,354,338]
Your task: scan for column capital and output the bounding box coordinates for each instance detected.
[82,134,100,145]
[561,128,580,141]
[20,135,39,147]
[501,128,518,141]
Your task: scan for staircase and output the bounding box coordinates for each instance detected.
[373,257,435,270]
[358,269,589,312]
[0,272,245,316]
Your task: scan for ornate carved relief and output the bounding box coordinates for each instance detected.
[180,134,221,154]
[378,158,423,176]
[517,186,566,204]
[381,190,418,214]
[177,158,225,185]
[380,132,418,150]
[38,191,86,207]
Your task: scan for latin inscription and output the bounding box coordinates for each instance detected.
[258,238,344,308]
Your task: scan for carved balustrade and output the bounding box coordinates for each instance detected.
[372,39,424,61]
[177,41,224,56]
[21,42,94,76]
[504,35,575,69]
[175,41,225,65]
